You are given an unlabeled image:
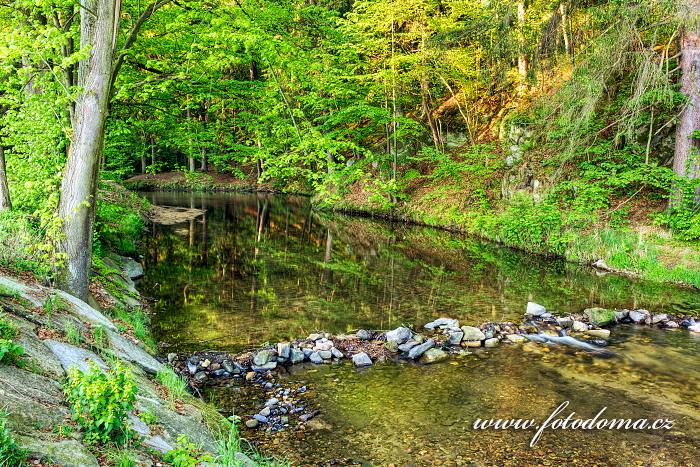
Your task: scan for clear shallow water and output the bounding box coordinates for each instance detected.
[142,192,700,465]
[142,192,699,353]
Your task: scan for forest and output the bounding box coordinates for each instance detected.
[1,0,699,297]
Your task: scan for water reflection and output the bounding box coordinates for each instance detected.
[141,192,700,353]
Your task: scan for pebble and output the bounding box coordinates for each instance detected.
[259,406,271,417]
[253,414,268,424]
[245,419,259,428]
[505,334,527,343]
[265,398,278,407]
[484,338,499,348]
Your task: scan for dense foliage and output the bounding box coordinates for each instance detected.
[0,0,698,289]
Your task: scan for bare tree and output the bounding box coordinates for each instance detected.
[0,145,10,211]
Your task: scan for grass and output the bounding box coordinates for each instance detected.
[105,447,138,467]
[0,411,27,466]
[156,367,189,401]
[65,322,82,345]
[106,306,156,352]
[216,418,288,467]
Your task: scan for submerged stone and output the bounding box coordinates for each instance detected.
[420,348,447,364]
[484,338,499,348]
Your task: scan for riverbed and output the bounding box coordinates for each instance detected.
[141,192,700,466]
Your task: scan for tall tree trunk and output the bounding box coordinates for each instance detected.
[0,145,11,211]
[517,0,528,91]
[186,106,195,172]
[57,0,118,300]
[141,154,147,173]
[151,135,156,167]
[560,3,570,59]
[673,5,700,205]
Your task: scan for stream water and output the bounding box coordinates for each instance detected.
[141,192,700,466]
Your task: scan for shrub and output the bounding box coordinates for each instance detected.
[0,317,25,367]
[163,435,213,467]
[0,210,51,278]
[0,411,27,465]
[64,361,137,445]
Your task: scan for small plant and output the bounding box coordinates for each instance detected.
[91,325,106,349]
[216,417,243,467]
[163,435,213,467]
[105,447,138,467]
[0,317,25,367]
[52,423,74,439]
[156,367,189,401]
[43,294,66,320]
[0,285,19,300]
[65,322,82,345]
[138,408,158,427]
[64,361,137,445]
[0,411,27,465]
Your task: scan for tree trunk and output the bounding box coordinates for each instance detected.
[560,3,570,59]
[57,0,118,300]
[673,11,700,205]
[141,154,147,173]
[517,0,528,91]
[0,145,11,211]
[151,135,156,167]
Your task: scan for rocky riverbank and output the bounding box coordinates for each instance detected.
[0,264,253,466]
[172,302,700,433]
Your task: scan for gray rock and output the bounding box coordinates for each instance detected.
[352,352,372,367]
[408,339,435,359]
[128,413,151,437]
[356,329,372,340]
[309,352,324,364]
[253,349,274,366]
[420,348,447,364]
[448,331,464,346]
[586,329,610,339]
[106,330,164,374]
[120,256,144,279]
[398,340,418,352]
[265,398,278,407]
[0,365,68,430]
[385,326,412,344]
[0,275,44,307]
[15,434,99,466]
[584,307,616,326]
[187,361,198,375]
[689,324,700,333]
[259,406,271,417]
[252,362,277,372]
[505,334,527,343]
[277,342,291,359]
[331,347,343,359]
[308,333,323,341]
[313,340,334,351]
[556,316,574,327]
[194,371,207,382]
[484,338,499,348]
[664,321,679,329]
[143,435,174,454]
[290,348,305,364]
[424,318,459,330]
[572,321,589,332]
[245,419,259,428]
[460,326,486,341]
[384,340,399,352]
[614,310,629,321]
[319,350,332,360]
[526,302,547,316]
[652,314,669,324]
[629,309,651,324]
[44,340,107,374]
[302,348,313,358]
[253,414,268,424]
[54,289,117,330]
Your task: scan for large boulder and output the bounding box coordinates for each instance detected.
[584,307,616,326]
[43,340,107,374]
[15,434,99,467]
[525,302,547,317]
[352,352,372,367]
[385,327,412,344]
[106,330,164,374]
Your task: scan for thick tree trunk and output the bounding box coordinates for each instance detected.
[0,145,11,211]
[57,0,118,300]
[673,21,700,205]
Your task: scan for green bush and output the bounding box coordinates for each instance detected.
[0,317,25,366]
[0,210,51,278]
[64,361,137,445]
[0,411,27,466]
[163,435,213,467]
